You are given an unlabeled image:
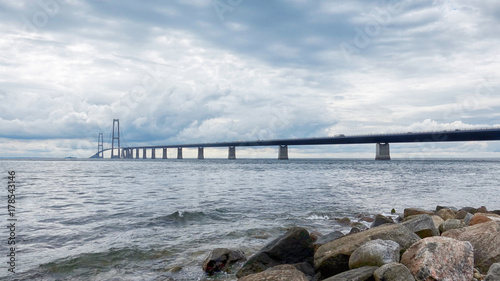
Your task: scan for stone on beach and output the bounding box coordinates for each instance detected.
[438,218,465,233]
[442,221,500,273]
[314,223,420,279]
[486,263,500,281]
[202,248,246,274]
[400,236,474,281]
[238,264,310,281]
[323,266,378,281]
[373,262,415,281]
[235,227,314,278]
[403,208,433,218]
[401,214,439,238]
[469,213,500,226]
[370,214,395,228]
[348,239,400,269]
[436,208,456,220]
[313,231,344,250]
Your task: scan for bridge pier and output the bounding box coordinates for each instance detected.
[198,147,204,159]
[136,149,139,159]
[177,147,183,159]
[376,143,391,160]
[143,148,147,159]
[152,148,156,159]
[228,146,236,159]
[278,145,289,160]
[163,148,167,159]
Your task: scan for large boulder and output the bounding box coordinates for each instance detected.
[442,221,500,273]
[315,223,420,278]
[202,248,246,274]
[373,262,415,281]
[348,239,400,269]
[236,227,314,278]
[370,214,395,228]
[401,214,439,238]
[238,264,310,281]
[323,266,378,281]
[401,236,474,281]
[486,262,500,281]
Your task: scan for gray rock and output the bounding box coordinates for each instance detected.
[464,212,474,225]
[439,218,465,233]
[460,206,478,214]
[370,214,395,228]
[455,209,470,220]
[323,266,378,281]
[236,227,314,278]
[313,230,344,250]
[238,264,310,281]
[401,214,439,238]
[486,262,500,281]
[202,248,246,274]
[373,262,415,281]
[291,262,315,277]
[348,239,400,269]
[315,223,420,279]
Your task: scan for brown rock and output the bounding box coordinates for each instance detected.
[455,209,470,220]
[442,221,500,273]
[431,215,444,233]
[359,216,375,223]
[400,236,474,281]
[469,213,500,226]
[478,206,488,213]
[436,208,456,220]
[403,208,433,218]
[315,223,420,279]
[238,264,310,281]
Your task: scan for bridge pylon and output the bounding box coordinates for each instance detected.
[111,119,120,158]
[97,133,104,158]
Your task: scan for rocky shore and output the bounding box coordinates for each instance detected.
[201,205,500,281]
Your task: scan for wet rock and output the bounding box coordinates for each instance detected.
[313,231,344,250]
[310,231,323,243]
[442,221,500,273]
[236,227,314,278]
[436,205,457,212]
[336,217,352,226]
[350,227,363,234]
[455,209,470,220]
[291,262,315,277]
[370,214,395,228]
[401,236,474,281]
[469,213,500,226]
[351,222,369,231]
[486,262,500,281]
[491,210,500,216]
[401,214,439,238]
[460,207,478,214]
[373,262,415,281]
[238,264,310,281]
[315,223,420,279]
[323,266,378,281]
[436,208,456,220]
[348,239,400,269]
[202,248,246,274]
[359,216,375,223]
[403,208,433,218]
[439,218,465,233]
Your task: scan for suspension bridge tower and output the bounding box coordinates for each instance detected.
[111,119,120,158]
[97,133,104,158]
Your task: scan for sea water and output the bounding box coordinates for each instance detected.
[0,158,499,280]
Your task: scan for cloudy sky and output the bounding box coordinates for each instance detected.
[1,0,500,158]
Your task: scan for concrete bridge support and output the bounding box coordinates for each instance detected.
[278,145,289,160]
[198,147,204,159]
[152,148,156,159]
[136,149,139,159]
[376,143,391,160]
[143,148,147,159]
[228,146,236,159]
[177,147,183,159]
[163,148,167,159]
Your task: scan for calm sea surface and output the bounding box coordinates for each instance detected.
[0,158,499,280]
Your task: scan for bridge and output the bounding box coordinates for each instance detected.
[90,120,500,160]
